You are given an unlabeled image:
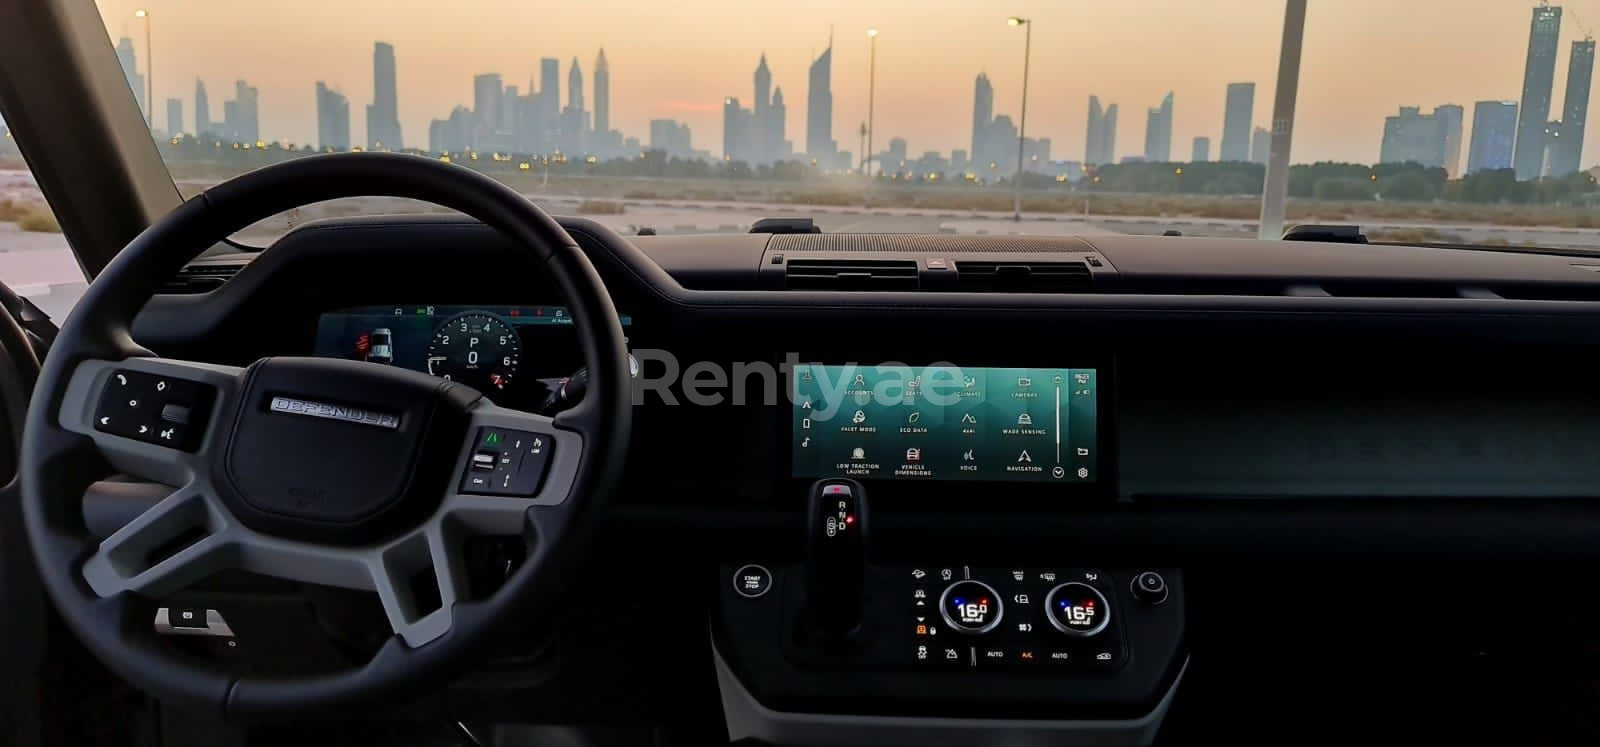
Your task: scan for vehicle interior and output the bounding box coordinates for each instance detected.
[7,0,1600,745]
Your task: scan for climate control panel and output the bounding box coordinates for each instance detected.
[715,562,1184,718]
[906,566,1131,671]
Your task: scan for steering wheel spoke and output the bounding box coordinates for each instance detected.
[80,484,235,598]
[369,523,471,647]
[352,401,587,647]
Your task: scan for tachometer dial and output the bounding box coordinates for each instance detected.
[425,311,521,392]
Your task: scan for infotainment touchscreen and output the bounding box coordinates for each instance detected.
[790,364,1098,483]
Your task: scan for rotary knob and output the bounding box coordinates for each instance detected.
[1044,581,1111,637]
[938,579,1004,635]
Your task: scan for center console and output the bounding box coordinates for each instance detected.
[711,362,1187,745]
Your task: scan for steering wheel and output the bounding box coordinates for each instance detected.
[18,153,632,717]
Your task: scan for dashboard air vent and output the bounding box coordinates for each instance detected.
[955,261,1092,292]
[159,263,245,294]
[784,259,918,290]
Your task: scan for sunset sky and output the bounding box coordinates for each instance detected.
[92,0,1600,167]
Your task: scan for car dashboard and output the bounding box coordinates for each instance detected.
[121,216,1600,744]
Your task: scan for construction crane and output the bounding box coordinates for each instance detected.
[1571,6,1596,42]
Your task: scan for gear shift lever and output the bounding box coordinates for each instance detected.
[805,478,868,641]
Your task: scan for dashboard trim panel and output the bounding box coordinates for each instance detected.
[714,639,1186,747]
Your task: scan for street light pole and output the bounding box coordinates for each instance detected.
[1008,17,1031,222]
[866,28,878,177]
[135,9,152,128]
[1258,0,1308,240]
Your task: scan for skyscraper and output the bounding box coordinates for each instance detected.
[474,73,504,134]
[988,115,1019,174]
[748,54,784,164]
[1192,136,1211,162]
[972,74,994,166]
[567,59,584,114]
[316,82,350,151]
[194,79,210,139]
[223,80,259,143]
[563,59,586,154]
[1514,5,1562,179]
[115,37,146,120]
[723,96,752,162]
[1144,92,1174,162]
[1436,104,1464,176]
[165,99,182,137]
[650,119,693,158]
[1548,39,1596,177]
[594,49,611,135]
[1468,100,1519,174]
[540,58,561,121]
[1085,95,1117,165]
[428,106,474,154]
[534,58,561,152]
[770,86,789,161]
[367,42,403,150]
[1221,82,1255,162]
[755,54,772,133]
[1379,105,1460,167]
[502,84,519,133]
[1250,126,1271,165]
[806,39,835,160]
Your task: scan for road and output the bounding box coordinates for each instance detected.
[5,169,1600,322]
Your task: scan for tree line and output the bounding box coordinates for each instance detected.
[155,135,1600,205]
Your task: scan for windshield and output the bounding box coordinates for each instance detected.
[52,0,1600,248]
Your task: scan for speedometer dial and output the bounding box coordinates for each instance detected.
[425,311,521,392]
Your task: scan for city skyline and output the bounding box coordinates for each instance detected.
[92,0,1600,171]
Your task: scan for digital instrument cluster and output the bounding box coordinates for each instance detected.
[790,364,1099,484]
[313,304,631,410]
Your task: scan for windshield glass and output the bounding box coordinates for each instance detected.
[71,0,1600,248]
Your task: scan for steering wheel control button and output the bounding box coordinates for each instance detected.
[459,427,553,496]
[732,564,773,598]
[160,403,192,425]
[1044,581,1112,638]
[153,607,235,638]
[94,369,214,451]
[170,607,208,629]
[1132,571,1169,605]
[939,579,1004,635]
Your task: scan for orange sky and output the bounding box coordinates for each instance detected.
[93,0,1600,166]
